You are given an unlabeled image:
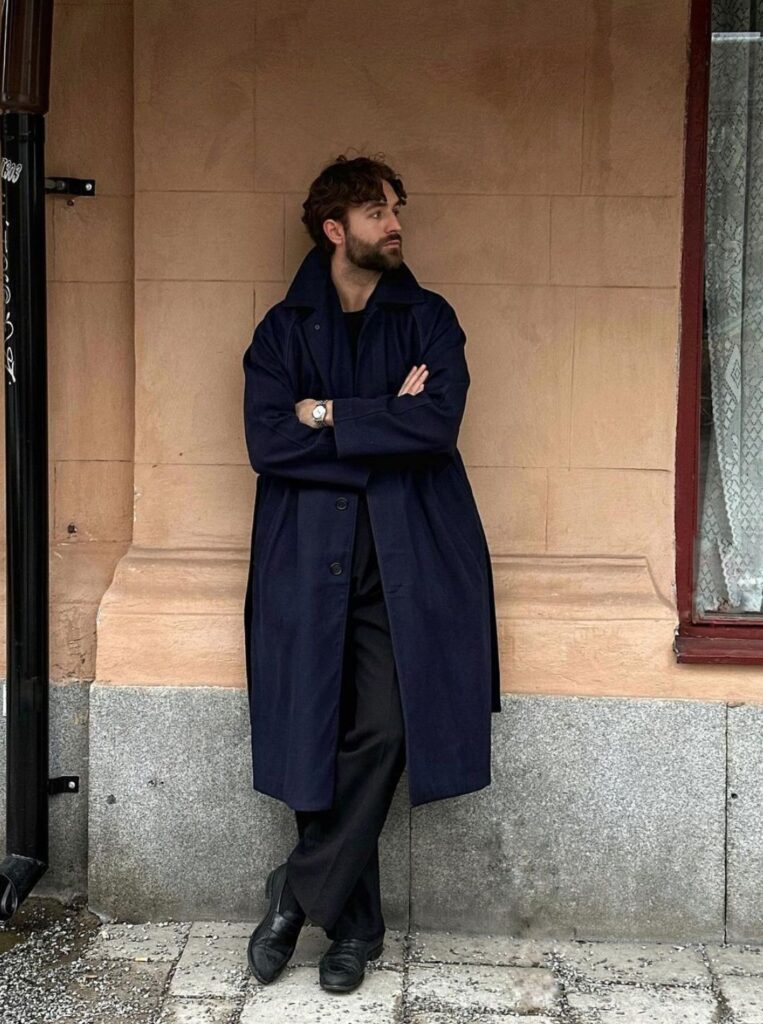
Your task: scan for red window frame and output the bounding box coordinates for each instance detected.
[674,0,763,663]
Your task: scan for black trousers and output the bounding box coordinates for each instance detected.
[285,494,407,941]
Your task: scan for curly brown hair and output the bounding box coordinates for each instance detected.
[301,152,408,255]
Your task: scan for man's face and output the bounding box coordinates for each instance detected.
[338,179,404,272]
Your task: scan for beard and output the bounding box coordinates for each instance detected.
[344,228,402,272]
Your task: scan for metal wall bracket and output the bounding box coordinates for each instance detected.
[47,776,79,795]
[43,176,95,196]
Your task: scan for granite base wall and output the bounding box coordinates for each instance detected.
[5,684,762,941]
[0,680,90,903]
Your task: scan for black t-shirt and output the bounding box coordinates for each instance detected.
[344,308,365,370]
[343,307,370,518]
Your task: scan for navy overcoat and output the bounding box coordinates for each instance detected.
[242,244,501,811]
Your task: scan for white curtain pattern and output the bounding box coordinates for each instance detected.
[696,7,763,615]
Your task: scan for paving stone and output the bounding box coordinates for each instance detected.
[410,930,555,967]
[407,962,560,1016]
[705,941,763,975]
[548,939,710,985]
[157,998,241,1024]
[9,901,754,1024]
[567,984,719,1023]
[189,922,257,939]
[717,975,763,1023]
[240,964,403,1022]
[60,960,174,1023]
[170,935,249,998]
[408,1014,558,1024]
[85,922,190,962]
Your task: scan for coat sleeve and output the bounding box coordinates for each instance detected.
[243,313,371,490]
[331,299,470,460]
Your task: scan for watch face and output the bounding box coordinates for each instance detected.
[313,404,326,421]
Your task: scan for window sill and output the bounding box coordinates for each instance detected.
[674,628,763,664]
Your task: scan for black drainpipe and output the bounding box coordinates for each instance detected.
[0,0,90,922]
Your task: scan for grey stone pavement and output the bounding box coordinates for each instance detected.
[2,900,763,1023]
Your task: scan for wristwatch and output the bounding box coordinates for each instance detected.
[311,399,329,426]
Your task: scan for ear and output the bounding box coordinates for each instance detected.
[323,218,344,247]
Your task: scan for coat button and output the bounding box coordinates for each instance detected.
[314,323,321,330]
[329,561,343,575]
[335,497,348,510]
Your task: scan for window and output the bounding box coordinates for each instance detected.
[675,0,763,662]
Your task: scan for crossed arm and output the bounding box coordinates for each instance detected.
[242,301,470,489]
[294,361,429,430]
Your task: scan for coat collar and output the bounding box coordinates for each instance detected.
[282,243,427,313]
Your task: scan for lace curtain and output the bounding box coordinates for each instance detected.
[696,1,763,615]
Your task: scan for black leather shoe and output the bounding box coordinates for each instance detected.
[247,862,306,984]
[319,935,384,993]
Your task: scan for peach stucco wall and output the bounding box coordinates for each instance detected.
[0,0,134,680]
[12,0,763,699]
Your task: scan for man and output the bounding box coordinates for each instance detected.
[242,154,501,994]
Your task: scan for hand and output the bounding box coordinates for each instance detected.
[398,364,428,396]
[295,398,329,429]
